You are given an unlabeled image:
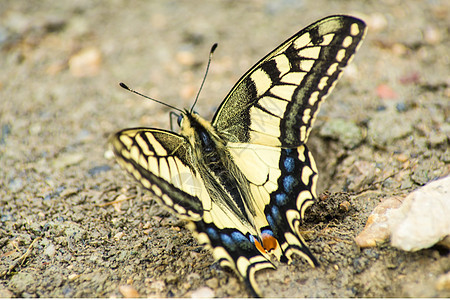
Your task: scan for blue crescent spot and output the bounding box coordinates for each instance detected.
[284,157,295,172]
[271,205,280,219]
[248,235,256,244]
[267,215,275,228]
[283,175,295,193]
[220,233,236,251]
[231,231,247,243]
[275,193,288,206]
[261,228,274,236]
[206,227,219,240]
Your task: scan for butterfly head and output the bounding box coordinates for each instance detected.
[177,110,200,127]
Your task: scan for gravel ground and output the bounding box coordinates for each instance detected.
[1,1,449,297]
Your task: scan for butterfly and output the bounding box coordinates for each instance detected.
[110,15,366,297]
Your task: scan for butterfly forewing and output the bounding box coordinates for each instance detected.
[212,15,367,147]
[110,128,206,219]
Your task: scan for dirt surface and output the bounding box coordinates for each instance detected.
[1,1,449,298]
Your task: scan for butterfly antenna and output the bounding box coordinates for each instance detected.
[190,43,218,114]
[119,82,184,114]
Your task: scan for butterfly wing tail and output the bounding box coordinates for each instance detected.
[187,221,276,297]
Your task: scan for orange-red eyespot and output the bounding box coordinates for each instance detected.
[261,232,278,252]
[254,239,266,254]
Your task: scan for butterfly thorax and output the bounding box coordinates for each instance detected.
[180,112,259,232]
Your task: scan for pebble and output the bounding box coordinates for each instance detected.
[88,165,111,176]
[376,84,398,99]
[165,274,178,284]
[68,274,80,281]
[118,285,140,298]
[205,277,219,289]
[9,272,35,293]
[424,26,442,45]
[355,196,404,248]
[114,232,125,241]
[0,288,13,298]
[52,153,85,169]
[148,280,166,292]
[190,287,215,298]
[175,50,195,66]
[367,12,388,32]
[44,243,56,257]
[389,176,450,251]
[8,178,24,193]
[436,271,450,291]
[69,47,102,77]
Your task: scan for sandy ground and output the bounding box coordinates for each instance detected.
[1,0,449,298]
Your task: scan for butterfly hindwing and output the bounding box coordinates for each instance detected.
[226,142,320,266]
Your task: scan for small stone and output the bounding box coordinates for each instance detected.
[175,50,195,66]
[339,201,351,212]
[8,178,24,193]
[428,131,447,147]
[436,271,450,291]
[368,109,413,146]
[205,277,219,289]
[114,232,125,241]
[190,287,215,298]
[118,285,140,298]
[180,84,196,101]
[60,188,79,198]
[0,288,13,298]
[68,274,80,281]
[376,84,397,99]
[9,272,35,293]
[44,243,56,257]
[424,26,442,45]
[367,12,387,31]
[52,153,85,169]
[165,274,178,284]
[104,149,115,160]
[355,196,404,248]
[396,153,409,163]
[148,280,165,292]
[88,165,111,176]
[389,176,450,251]
[69,47,102,77]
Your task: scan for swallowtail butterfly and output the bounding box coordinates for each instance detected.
[110,15,366,296]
